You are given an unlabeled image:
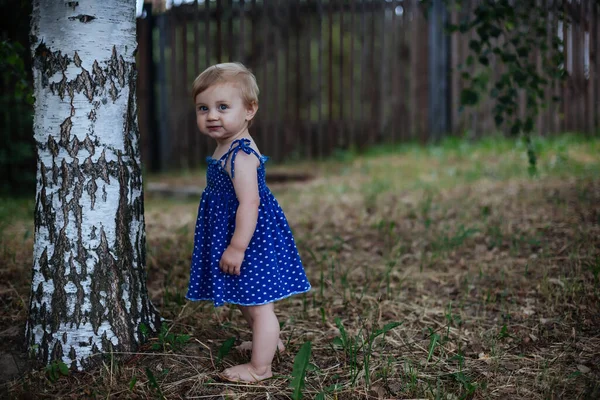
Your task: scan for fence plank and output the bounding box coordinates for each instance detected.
[305,0,312,158]
[294,0,301,156]
[563,6,571,132]
[585,0,594,134]
[399,3,409,141]
[181,19,190,169]
[450,6,459,134]
[590,2,600,131]
[240,0,245,63]
[369,1,377,145]
[205,0,211,68]
[317,0,323,159]
[359,0,366,147]
[261,1,269,155]
[379,0,387,143]
[573,1,585,133]
[251,0,257,68]
[192,0,200,166]
[216,0,222,63]
[136,10,157,171]
[348,0,356,148]
[551,0,561,134]
[428,0,449,140]
[543,0,552,135]
[410,0,428,141]
[156,14,170,170]
[283,0,290,156]
[273,0,280,159]
[339,0,345,148]
[390,0,397,143]
[228,0,234,62]
[170,18,180,168]
[327,0,334,150]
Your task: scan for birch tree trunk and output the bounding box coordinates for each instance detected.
[26,0,161,370]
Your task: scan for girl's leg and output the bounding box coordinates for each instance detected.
[236,305,285,352]
[223,303,279,382]
[238,305,254,327]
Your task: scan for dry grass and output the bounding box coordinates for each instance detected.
[1,135,599,399]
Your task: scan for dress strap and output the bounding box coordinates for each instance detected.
[220,138,262,178]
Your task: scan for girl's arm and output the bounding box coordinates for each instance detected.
[219,152,260,275]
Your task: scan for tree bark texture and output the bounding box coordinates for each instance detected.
[26,0,161,370]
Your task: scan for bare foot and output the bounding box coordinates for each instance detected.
[235,339,285,353]
[221,363,272,383]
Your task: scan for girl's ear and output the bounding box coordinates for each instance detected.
[246,101,258,121]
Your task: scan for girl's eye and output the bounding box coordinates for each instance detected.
[197,106,208,112]
[219,104,228,110]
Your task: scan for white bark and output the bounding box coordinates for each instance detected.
[27,0,160,370]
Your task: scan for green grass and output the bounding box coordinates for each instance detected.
[274,135,596,218]
[0,196,34,226]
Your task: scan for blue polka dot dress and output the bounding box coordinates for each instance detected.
[186,138,312,307]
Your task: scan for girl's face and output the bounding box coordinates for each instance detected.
[194,83,257,143]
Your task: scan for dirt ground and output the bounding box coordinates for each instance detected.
[1,137,599,399]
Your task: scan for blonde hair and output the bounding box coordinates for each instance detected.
[191,62,259,108]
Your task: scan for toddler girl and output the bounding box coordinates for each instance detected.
[185,62,311,382]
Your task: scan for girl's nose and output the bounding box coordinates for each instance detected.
[207,109,218,120]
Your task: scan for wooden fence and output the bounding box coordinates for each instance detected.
[136,0,600,172]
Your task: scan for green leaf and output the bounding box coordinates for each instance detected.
[139,323,148,337]
[58,362,69,376]
[176,334,191,344]
[567,371,582,379]
[427,333,440,363]
[129,376,138,390]
[370,321,403,341]
[514,69,527,86]
[478,31,489,43]
[523,117,534,132]
[489,25,502,38]
[334,317,347,343]
[516,47,529,57]
[307,362,319,372]
[217,337,236,363]
[469,40,482,53]
[145,367,164,399]
[499,324,509,339]
[460,88,479,106]
[316,383,342,399]
[46,365,57,383]
[494,115,504,126]
[290,341,312,400]
[501,52,517,63]
[510,121,521,135]
[332,337,344,348]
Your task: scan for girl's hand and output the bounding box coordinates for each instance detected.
[219,245,245,275]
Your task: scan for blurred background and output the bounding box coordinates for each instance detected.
[2,0,598,192]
